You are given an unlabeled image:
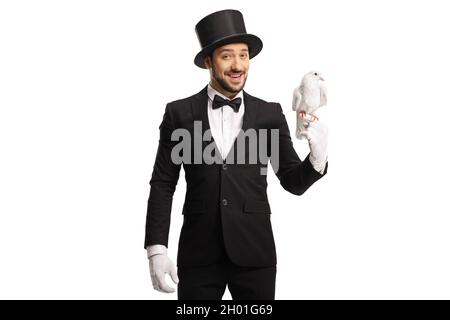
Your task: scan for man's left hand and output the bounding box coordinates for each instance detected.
[300,120,328,172]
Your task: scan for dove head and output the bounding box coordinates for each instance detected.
[303,71,325,85]
[204,43,250,99]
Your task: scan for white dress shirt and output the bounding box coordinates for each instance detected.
[207,83,245,160]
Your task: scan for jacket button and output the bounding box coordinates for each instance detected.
[222,199,228,206]
[222,164,228,170]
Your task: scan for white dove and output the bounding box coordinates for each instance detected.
[292,71,327,139]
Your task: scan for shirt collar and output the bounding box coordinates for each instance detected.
[207,83,244,102]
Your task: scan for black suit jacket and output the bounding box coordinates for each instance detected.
[144,85,328,267]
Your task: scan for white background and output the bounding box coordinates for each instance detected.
[1,0,449,299]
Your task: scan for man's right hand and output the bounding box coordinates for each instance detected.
[149,253,179,293]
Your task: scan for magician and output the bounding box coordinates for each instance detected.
[144,9,328,300]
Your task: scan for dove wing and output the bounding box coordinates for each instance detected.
[292,86,303,111]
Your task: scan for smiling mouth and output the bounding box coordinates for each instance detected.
[227,72,244,82]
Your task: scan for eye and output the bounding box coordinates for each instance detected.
[314,72,318,76]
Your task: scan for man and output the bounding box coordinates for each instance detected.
[144,9,328,300]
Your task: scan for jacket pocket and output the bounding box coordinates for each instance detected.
[182,200,205,215]
[243,199,271,214]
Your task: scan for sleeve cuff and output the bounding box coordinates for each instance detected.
[309,154,328,175]
[146,244,167,259]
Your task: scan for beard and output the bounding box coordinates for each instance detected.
[211,63,247,94]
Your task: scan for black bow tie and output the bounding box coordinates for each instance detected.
[212,94,242,113]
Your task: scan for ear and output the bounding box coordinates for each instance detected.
[204,56,212,69]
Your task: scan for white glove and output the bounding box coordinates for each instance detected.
[147,245,179,293]
[301,120,328,174]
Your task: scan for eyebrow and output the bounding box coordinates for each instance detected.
[218,48,249,53]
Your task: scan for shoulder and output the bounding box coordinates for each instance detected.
[166,93,196,109]
[161,92,199,124]
[245,91,274,104]
[160,89,204,127]
[244,91,282,113]
[165,87,205,112]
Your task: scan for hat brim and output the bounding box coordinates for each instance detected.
[194,33,263,69]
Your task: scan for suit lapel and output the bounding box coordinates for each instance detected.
[241,90,258,132]
[191,85,211,136]
[231,90,258,163]
[191,85,217,154]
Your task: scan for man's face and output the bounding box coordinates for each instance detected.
[205,43,250,98]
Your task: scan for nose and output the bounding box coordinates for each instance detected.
[231,56,243,71]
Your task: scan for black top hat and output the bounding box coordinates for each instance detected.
[194,9,263,69]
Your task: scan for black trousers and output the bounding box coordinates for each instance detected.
[177,256,276,300]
